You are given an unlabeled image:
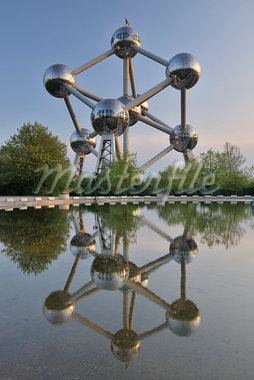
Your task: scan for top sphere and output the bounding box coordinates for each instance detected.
[111,26,141,59]
[43,64,76,98]
[165,53,201,90]
[91,99,129,136]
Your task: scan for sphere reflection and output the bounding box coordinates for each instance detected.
[43,290,75,325]
[91,254,129,290]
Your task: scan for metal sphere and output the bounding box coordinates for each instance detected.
[70,233,96,259]
[165,53,201,90]
[166,299,201,336]
[111,329,141,362]
[111,26,141,59]
[137,94,149,114]
[43,64,76,98]
[170,236,198,264]
[170,124,198,152]
[42,290,75,325]
[118,96,141,126]
[91,99,129,136]
[70,128,96,154]
[91,254,129,290]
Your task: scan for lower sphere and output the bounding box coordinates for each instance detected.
[170,124,198,152]
[70,128,96,154]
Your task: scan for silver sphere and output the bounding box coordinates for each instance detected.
[91,254,129,290]
[70,233,96,259]
[111,26,141,59]
[43,64,76,98]
[118,96,141,126]
[170,124,198,152]
[111,329,141,362]
[70,128,96,154]
[43,290,75,325]
[170,236,198,264]
[165,53,201,90]
[166,299,201,336]
[91,99,129,136]
[137,94,149,114]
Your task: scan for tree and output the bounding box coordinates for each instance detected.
[0,122,70,194]
[0,208,70,275]
[199,142,254,194]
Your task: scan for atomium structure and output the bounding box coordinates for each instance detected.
[43,23,201,177]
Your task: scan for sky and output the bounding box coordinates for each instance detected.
[0,0,254,172]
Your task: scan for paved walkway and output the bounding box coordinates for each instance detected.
[0,195,253,211]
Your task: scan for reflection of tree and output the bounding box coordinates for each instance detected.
[95,204,143,243]
[156,203,251,248]
[0,208,70,274]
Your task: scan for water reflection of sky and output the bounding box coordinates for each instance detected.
[0,204,254,380]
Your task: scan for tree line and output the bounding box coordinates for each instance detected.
[0,122,253,195]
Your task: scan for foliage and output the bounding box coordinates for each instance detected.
[199,142,254,194]
[156,202,252,248]
[0,122,70,195]
[0,208,70,274]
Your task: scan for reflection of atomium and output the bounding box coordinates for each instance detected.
[43,290,75,325]
[70,233,96,259]
[42,207,202,365]
[170,235,198,264]
[91,254,129,290]
[44,21,201,178]
[111,329,141,363]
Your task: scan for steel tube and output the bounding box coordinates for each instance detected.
[126,280,172,312]
[88,145,99,157]
[88,131,98,139]
[64,85,96,109]
[73,313,113,339]
[123,290,129,330]
[115,136,122,159]
[73,48,115,75]
[142,110,173,131]
[64,96,82,135]
[129,291,136,330]
[181,88,186,130]
[129,59,137,98]
[75,86,103,102]
[138,115,173,135]
[123,57,129,97]
[63,253,81,294]
[139,144,175,171]
[140,253,174,276]
[67,280,95,303]
[133,45,168,66]
[139,216,174,243]
[125,76,173,111]
[138,322,168,341]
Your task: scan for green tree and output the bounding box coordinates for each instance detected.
[0,122,70,195]
[0,208,70,275]
[200,142,254,194]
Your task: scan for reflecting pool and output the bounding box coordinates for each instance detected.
[0,203,254,380]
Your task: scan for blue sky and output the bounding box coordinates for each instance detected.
[1,0,254,171]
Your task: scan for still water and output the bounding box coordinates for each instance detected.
[0,203,253,380]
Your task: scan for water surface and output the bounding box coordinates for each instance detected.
[0,203,253,380]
